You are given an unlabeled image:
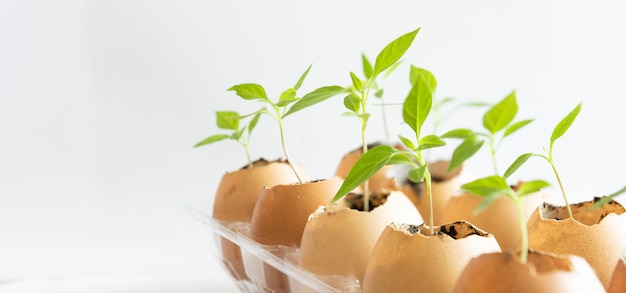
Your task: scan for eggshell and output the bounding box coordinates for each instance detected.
[401,160,465,225]
[298,190,422,287]
[453,251,605,292]
[527,198,626,289]
[608,258,626,293]
[440,190,546,252]
[335,143,403,192]
[246,176,343,293]
[212,159,308,282]
[361,221,501,293]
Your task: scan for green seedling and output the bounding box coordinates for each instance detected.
[194,110,261,169]
[442,90,533,175]
[332,67,446,235]
[229,65,344,183]
[461,175,550,263]
[503,102,581,218]
[343,28,420,210]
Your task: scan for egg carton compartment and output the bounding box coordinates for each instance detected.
[191,208,361,293]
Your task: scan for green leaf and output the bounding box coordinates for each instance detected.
[342,111,358,117]
[248,112,261,134]
[373,28,420,77]
[503,153,534,179]
[374,89,384,98]
[550,102,582,153]
[398,135,416,150]
[503,119,534,137]
[473,192,504,215]
[350,72,363,92]
[331,145,398,203]
[403,68,435,134]
[216,111,239,131]
[409,66,437,89]
[417,135,446,151]
[343,94,361,113]
[293,64,312,91]
[230,129,244,140]
[194,134,229,147]
[590,186,626,211]
[441,128,476,140]
[518,180,551,196]
[448,139,484,171]
[408,165,427,183]
[388,151,416,165]
[383,61,402,78]
[277,88,298,107]
[362,53,373,79]
[461,175,510,197]
[483,90,518,134]
[228,83,269,102]
[284,85,344,117]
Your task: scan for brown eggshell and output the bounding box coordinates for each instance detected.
[212,159,307,282]
[440,190,547,252]
[609,257,626,293]
[298,190,422,286]
[246,176,343,293]
[335,143,402,192]
[453,251,605,292]
[401,160,465,225]
[361,221,501,293]
[527,198,626,289]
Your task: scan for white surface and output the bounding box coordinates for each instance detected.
[1,273,239,293]
[1,0,625,288]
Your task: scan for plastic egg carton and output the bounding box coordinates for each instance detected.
[191,208,361,293]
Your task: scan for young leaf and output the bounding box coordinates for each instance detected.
[448,139,485,171]
[503,119,534,138]
[502,153,537,179]
[409,66,437,90]
[228,83,269,102]
[283,85,344,117]
[408,165,427,183]
[550,102,582,152]
[374,89,384,98]
[417,135,446,151]
[441,128,476,140]
[293,64,313,91]
[398,134,416,150]
[403,68,435,134]
[330,145,398,203]
[350,72,363,92]
[517,180,551,196]
[483,90,518,134]
[216,111,239,130]
[461,175,510,197]
[473,192,504,215]
[277,88,298,106]
[343,94,361,114]
[362,53,373,79]
[248,112,261,134]
[373,28,420,77]
[194,134,229,147]
[387,151,416,165]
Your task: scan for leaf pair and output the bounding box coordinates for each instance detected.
[442,90,533,173]
[461,175,550,215]
[229,65,345,121]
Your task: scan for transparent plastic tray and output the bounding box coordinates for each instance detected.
[190,207,361,293]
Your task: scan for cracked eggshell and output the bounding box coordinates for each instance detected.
[401,160,466,226]
[361,221,500,293]
[453,251,605,293]
[440,190,547,252]
[609,258,626,293]
[527,198,626,289]
[298,190,422,285]
[212,159,308,282]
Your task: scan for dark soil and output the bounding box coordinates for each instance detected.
[343,191,391,211]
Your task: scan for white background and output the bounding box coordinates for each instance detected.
[1,0,625,290]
